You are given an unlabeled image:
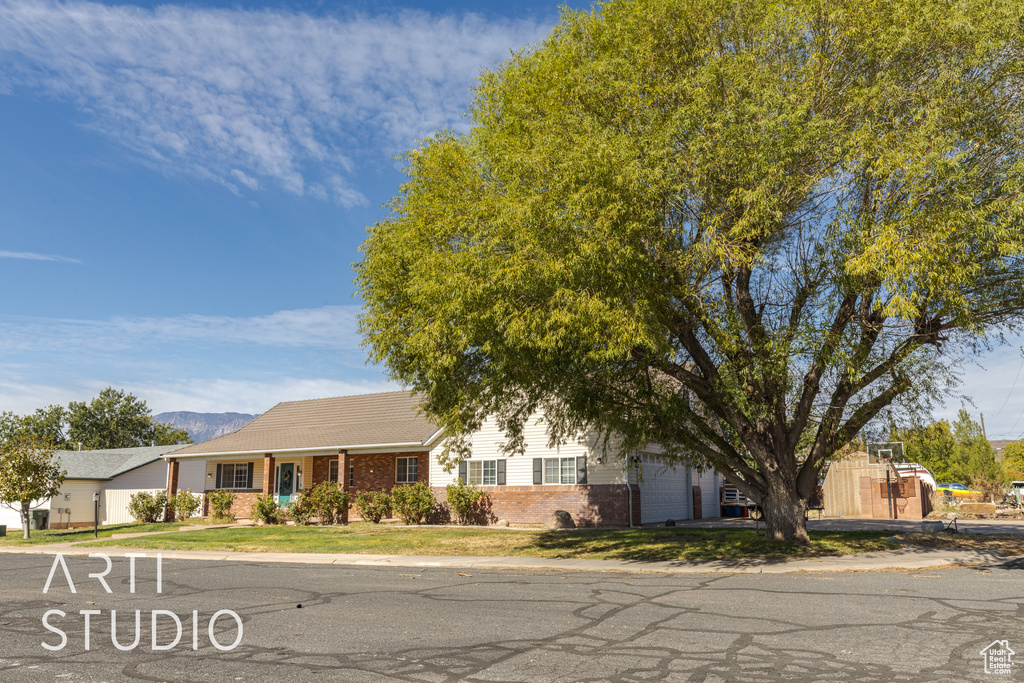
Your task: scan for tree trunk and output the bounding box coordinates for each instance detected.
[761,485,810,545]
[20,505,30,540]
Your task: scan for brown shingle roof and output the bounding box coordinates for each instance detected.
[166,391,439,457]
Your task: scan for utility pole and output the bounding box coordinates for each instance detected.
[981,413,988,441]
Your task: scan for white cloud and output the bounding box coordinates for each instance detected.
[0,250,80,263]
[135,377,401,414]
[0,375,399,415]
[0,305,365,353]
[0,0,550,200]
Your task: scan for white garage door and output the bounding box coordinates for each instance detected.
[638,456,690,524]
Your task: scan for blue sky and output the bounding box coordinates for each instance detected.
[0,0,1022,440]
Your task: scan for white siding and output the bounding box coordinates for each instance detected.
[49,479,105,527]
[176,459,206,495]
[429,415,627,487]
[106,461,166,490]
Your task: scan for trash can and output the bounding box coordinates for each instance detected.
[0,525,6,537]
[30,510,49,530]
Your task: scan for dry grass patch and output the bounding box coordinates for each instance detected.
[894,532,1024,555]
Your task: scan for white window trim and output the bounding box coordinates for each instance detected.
[396,456,418,483]
[543,457,576,485]
[219,462,252,490]
[467,459,499,486]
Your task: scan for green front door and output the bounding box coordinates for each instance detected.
[278,462,295,505]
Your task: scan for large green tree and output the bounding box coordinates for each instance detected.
[67,387,191,449]
[358,0,1024,542]
[895,411,1003,486]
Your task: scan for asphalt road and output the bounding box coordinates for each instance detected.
[1,553,1022,682]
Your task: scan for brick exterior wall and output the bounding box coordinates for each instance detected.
[203,489,261,518]
[430,484,633,527]
[311,455,335,486]
[341,451,429,493]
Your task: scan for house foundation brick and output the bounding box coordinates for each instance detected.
[204,489,261,519]
[430,484,633,527]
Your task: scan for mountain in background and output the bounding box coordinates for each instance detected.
[154,411,258,444]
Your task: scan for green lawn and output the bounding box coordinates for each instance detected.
[83,524,899,561]
[0,521,190,546]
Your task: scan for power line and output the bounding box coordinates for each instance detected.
[992,346,1024,419]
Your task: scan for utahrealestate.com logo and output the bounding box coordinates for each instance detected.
[980,640,1015,675]
[39,553,243,652]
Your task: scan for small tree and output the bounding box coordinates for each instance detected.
[391,482,435,525]
[0,436,65,539]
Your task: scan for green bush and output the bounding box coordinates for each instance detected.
[354,490,392,524]
[309,482,349,525]
[391,482,435,525]
[128,491,167,523]
[251,494,282,525]
[284,493,312,525]
[208,489,236,521]
[446,480,486,525]
[172,489,203,520]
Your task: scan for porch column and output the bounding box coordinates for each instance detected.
[263,454,275,496]
[166,458,180,521]
[338,449,348,524]
[166,459,179,497]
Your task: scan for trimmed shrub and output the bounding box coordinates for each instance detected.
[391,482,435,525]
[208,489,236,521]
[251,494,282,525]
[128,491,167,523]
[172,489,203,520]
[288,494,315,525]
[446,480,487,525]
[354,490,392,524]
[309,482,349,525]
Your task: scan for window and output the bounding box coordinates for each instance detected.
[349,463,354,488]
[218,462,251,489]
[468,460,497,486]
[329,460,339,483]
[544,457,576,485]
[396,456,418,483]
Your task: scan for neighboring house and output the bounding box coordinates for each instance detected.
[163,391,722,526]
[0,445,197,531]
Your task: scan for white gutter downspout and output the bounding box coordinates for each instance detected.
[622,479,630,532]
[625,451,639,528]
[685,465,693,520]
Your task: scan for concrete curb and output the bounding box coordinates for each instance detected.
[0,543,1013,574]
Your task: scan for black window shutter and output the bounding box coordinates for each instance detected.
[496,460,506,486]
[247,462,255,489]
[533,458,543,485]
[215,464,222,489]
[576,456,587,485]
[458,461,467,483]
